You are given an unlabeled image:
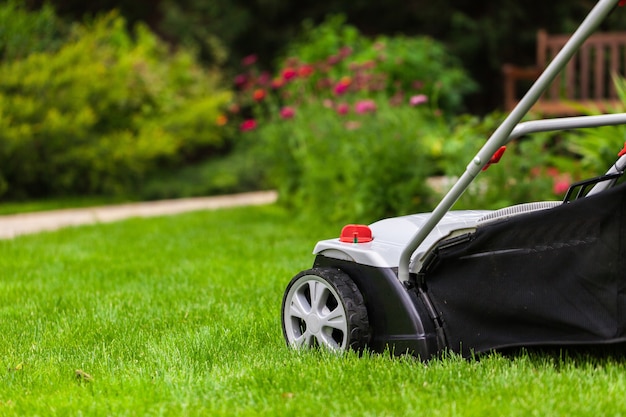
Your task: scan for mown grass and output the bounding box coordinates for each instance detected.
[1,204,626,416]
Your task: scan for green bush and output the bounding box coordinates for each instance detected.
[0,12,232,199]
[282,15,477,113]
[560,79,626,175]
[253,97,444,223]
[222,18,476,222]
[435,112,619,210]
[221,14,624,221]
[138,148,267,200]
[436,114,560,209]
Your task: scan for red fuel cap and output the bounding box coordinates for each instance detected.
[339,224,373,243]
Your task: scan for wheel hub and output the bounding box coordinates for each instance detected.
[306,313,321,334]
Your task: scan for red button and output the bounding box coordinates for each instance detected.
[339,224,373,243]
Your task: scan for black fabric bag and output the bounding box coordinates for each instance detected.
[422,182,626,356]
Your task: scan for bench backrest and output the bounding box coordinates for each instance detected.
[538,29,626,101]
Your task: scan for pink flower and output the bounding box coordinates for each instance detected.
[334,84,349,95]
[409,94,428,106]
[282,67,298,81]
[242,54,258,66]
[551,170,572,195]
[333,77,352,95]
[240,119,257,131]
[327,55,341,66]
[280,106,295,119]
[553,180,570,195]
[336,103,350,115]
[546,167,560,178]
[339,46,353,58]
[355,99,377,114]
[257,71,271,85]
[234,74,248,89]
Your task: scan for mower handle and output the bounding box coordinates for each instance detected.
[398,0,625,283]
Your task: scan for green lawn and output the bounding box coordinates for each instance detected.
[1,204,626,416]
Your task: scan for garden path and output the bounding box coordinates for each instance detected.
[0,190,278,239]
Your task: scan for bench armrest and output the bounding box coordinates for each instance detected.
[502,64,542,111]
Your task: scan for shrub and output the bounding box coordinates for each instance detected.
[435,112,615,210]
[222,18,476,222]
[0,12,232,199]
[138,148,267,200]
[252,97,446,222]
[436,114,559,209]
[281,15,477,113]
[560,79,626,176]
[222,14,621,220]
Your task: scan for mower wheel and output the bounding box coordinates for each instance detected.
[281,267,370,352]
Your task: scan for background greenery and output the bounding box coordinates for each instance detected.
[0,7,231,200]
[21,0,626,112]
[2,0,626,221]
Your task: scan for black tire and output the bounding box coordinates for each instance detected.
[281,267,370,352]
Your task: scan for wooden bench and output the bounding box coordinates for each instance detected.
[502,29,626,115]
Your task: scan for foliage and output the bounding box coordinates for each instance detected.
[562,79,626,175]
[0,0,66,61]
[222,13,620,220]
[253,99,444,223]
[28,0,626,113]
[223,19,475,222]
[138,147,268,200]
[157,0,240,65]
[446,74,626,208]
[3,206,626,415]
[432,113,576,209]
[435,110,626,210]
[0,12,232,199]
[282,15,477,113]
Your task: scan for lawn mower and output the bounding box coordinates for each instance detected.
[280,0,626,359]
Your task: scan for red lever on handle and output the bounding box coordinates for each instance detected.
[482,146,507,171]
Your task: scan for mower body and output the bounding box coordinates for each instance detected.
[307,184,626,359]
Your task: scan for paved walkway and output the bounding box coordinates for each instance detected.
[0,190,278,239]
